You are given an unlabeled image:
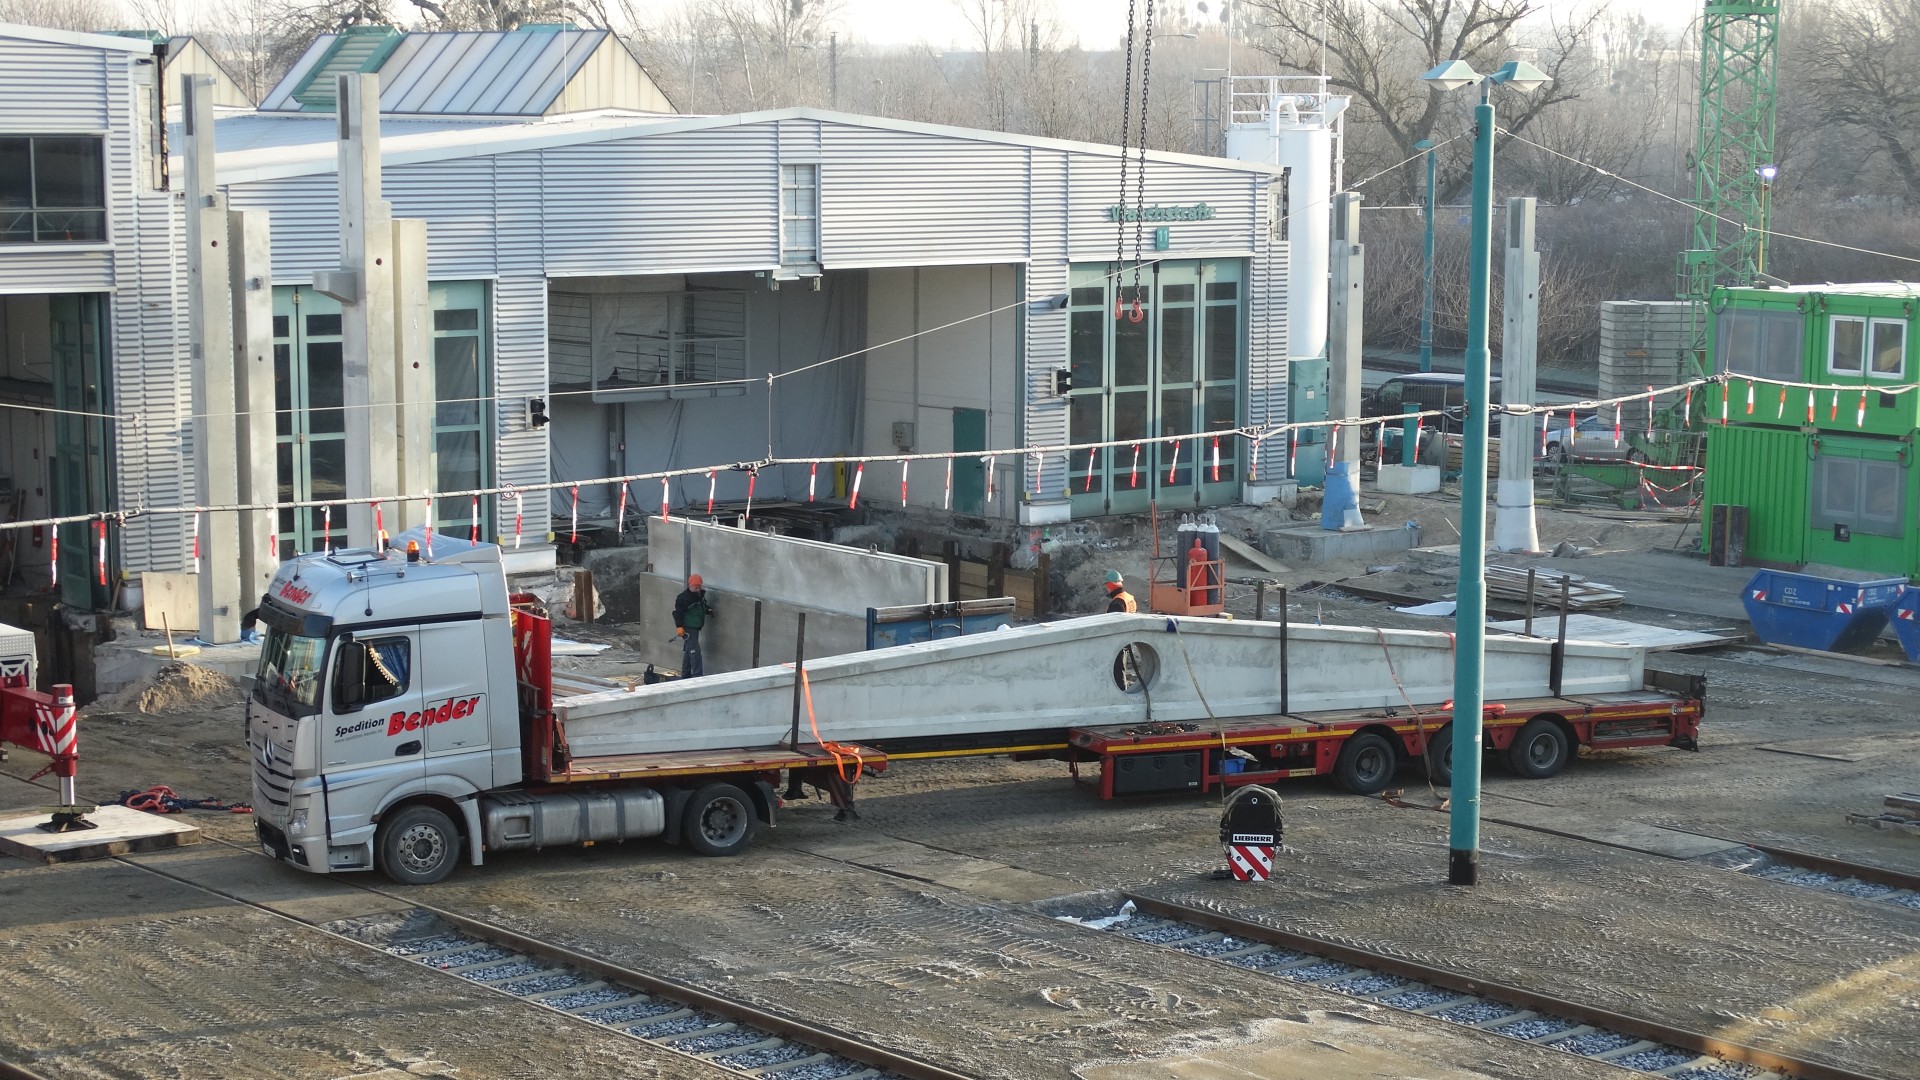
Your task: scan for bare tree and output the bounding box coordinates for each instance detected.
[0,0,124,29]
[1239,0,1611,203]
[1787,0,1920,203]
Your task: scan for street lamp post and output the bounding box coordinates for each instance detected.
[1754,163,1778,277]
[1419,57,1551,887]
[1417,137,1436,373]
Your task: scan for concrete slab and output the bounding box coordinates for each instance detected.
[0,804,200,863]
[1487,613,1737,652]
[788,834,1070,904]
[647,516,945,615]
[1265,523,1418,565]
[1375,463,1441,494]
[1480,802,1746,860]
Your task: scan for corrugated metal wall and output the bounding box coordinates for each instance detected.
[1248,179,1289,480]
[0,35,110,131]
[1702,424,1809,565]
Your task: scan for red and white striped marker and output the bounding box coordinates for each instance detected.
[1857,389,1868,428]
[1721,384,1730,424]
[1030,452,1042,497]
[1830,389,1839,421]
[321,504,331,551]
[95,519,106,586]
[943,458,953,510]
[1651,386,1660,438]
[706,470,717,515]
[1744,381,1754,415]
[48,529,57,590]
[1288,431,1297,477]
[1613,404,1622,447]
[1226,839,1275,882]
[1084,448,1096,492]
[1776,384,1786,419]
[1130,444,1141,488]
[615,485,627,537]
[424,513,434,559]
[849,461,865,508]
[900,459,910,506]
[1683,385,1692,420]
[471,495,481,542]
[1248,435,1258,482]
[745,470,757,524]
[985,455,995,504]
[1166,440,1180,485]
[659,478,670,524]
[1210,436,1221,483]
[513,489,524,549]
[570,485,579,544]
[374,502,387,549]
[189,511,200,564]
[807,461,818,503]
[1806,390,1815,424]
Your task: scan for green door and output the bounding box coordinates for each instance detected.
[1066,260,1243,517]
[47,294,112,607]
[952,407,986,514]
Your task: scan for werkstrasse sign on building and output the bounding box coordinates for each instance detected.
[1106,203,1216,223]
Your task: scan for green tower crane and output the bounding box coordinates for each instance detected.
[1679,0,1782,378]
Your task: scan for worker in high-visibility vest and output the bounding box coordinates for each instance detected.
[1103,570,1138,613]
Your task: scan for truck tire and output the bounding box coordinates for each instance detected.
[1424,724,1454,786]
[1333,733,1396,794]
[378,805,461,885]
[1506,719,1571,779]
[683,783,756,857]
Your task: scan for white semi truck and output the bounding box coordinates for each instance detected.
[250,533,1703,885]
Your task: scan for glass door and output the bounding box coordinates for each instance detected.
[272,288,347,555]
[429,281,490,538]
[1065,260,1244,517]
[48,293,112,607]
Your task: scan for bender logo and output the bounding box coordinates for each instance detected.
[388,696,482,737]
[277,580,313,605]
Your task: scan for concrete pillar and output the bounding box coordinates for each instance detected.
[229,208,277,603]
[320,73,399,547]
[1493,197,1541,554]
[391,218,433,531]
[182,75,241,643]
[1321,192,1364,530]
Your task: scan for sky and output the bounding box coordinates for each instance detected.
[808,1,1691,51]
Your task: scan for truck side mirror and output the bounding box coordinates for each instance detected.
[333,640,368,712]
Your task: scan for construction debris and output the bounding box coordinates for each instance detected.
[90,663,239,716]
[1487,565,1625,610]
[1846,793,1920,837]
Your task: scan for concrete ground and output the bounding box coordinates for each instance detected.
[2,530,1918,1079]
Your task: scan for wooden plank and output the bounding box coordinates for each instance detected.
[0,805,201,864]
[1886,793,1920,815]
[1219,535,1290,575]
[1486,613,1735,652]
[1768,643,1906,667]
[140,570,200,633]
[956,562,990,588]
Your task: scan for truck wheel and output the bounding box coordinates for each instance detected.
[378,805,460,885]
[1506,719,1571,779]
[1424,724,1454,786]
[683,783,756,857]
[1333,733,1396,794]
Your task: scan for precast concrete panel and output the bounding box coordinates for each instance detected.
[556,614,1646,757]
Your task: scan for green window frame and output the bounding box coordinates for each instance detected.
[0,136,106,244]
[430,281,492,537]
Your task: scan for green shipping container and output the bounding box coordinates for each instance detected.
[1701,424,1809,565]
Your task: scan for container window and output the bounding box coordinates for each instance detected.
[0,135,105,243]
[1717,308,1802,380]
[1829,316,1865,374]
[779,163,819,265]
[1870,318,1905,378]
[1811,453,1905,537]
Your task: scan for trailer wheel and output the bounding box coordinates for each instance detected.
[1424,724,1454,786]
[377,805,460,886]
[1334,733,1396,794]
[1506,719,1571,779]
[683,783,756,857]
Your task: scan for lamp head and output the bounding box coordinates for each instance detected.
[1755,163,1780,183]
[1489,60,1551,92]
[1414,138,1435,151]
[1420,59,1480,92]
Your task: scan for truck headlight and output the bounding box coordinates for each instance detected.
[288,809,309,835]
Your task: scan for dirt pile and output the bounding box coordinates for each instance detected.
[92,663,241,716]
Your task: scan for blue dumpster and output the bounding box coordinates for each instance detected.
[1742,569,1905,653]
[1889,587,1920,662]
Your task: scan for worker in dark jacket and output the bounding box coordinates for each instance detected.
[673,574,715,677]
[1103,571,1138,613]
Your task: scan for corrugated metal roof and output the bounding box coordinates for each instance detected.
[257,25,609,117]
[215,106,1291,187]
[0,21,160,53]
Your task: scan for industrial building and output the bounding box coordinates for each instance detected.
[2,18,1343,596]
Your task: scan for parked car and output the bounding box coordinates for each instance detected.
[1546,413,1646,463]
[1362,373,1503,435]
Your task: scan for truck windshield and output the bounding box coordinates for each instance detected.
[256,627,326,718]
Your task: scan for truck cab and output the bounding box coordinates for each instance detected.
[250,535,521,880]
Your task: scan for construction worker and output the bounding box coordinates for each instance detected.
[673,574,715,678]
[1103,570,1138,614]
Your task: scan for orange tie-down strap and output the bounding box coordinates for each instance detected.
[791,665,864,785]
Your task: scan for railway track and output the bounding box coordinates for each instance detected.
[1074,892,1892,1080]
[115,843,973,1080]
[1708,841,1920,912]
